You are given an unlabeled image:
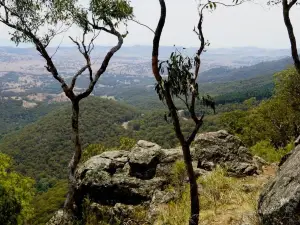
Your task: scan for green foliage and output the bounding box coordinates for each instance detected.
[0,0,75,45]
[36,177,57,193]
[157,166,263,225]
[90,0,133,23]
[81,137,136,163]
[128,110,194,148]
[199,166,234,212]
[31,180,68,225]
[156,51,215,115]
[220,110,248,135]
[170,161,186,195]
[0,97,138,184]
[118,137,136,150]
[0,100,61,140]
[81,144,107,163]
[220,68,300,148]
[157,51,195,101]
[250,140,293,163]
[0,153,35,224]
[274,67,300,111]
[0,185,21,225]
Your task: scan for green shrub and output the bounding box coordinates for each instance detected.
[31,180,68,225]
[156,166,262,225]
[170,161,186,195]
[118,137,136,150]
[0,185,21,225]
[0,153,35,224]
[81,144,107,163]
[81,137,136,164]
[250,140,292,163]
[198,166,236,212]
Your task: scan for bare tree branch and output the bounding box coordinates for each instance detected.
[77,19,124,100]
[288,0,298,8]
[177,95,190,110]
[0,19,69,93]
[187,115,204,145]
[69,36,84,54]
[69,26,97,83]
[70,65,89,90]
[50,26,72,59]
[282,0,300,73]
[130,18,155,34]
[152,0,166,83]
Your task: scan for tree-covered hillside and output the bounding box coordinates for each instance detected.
[0,96,221,189]
[199,57,293,82]
[0,100,61,140]
[210,74,274,104]
[111,73,275,111]
[103,57,292,111]
[0,97,138,185]
[0,58,284,186]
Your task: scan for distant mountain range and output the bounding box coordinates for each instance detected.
[0,46,296,111]
[199,56,294,83]
[0,46,293,77]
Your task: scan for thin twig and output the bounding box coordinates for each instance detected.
[70,65,89,90]
[51,25,72,59]
[130,18,155,34]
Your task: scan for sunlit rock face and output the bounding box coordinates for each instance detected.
[194,130,259,177]
[258,143,300,225]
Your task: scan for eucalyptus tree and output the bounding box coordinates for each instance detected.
[0,0,133,216]
[152,0,244,224]
[268,0,300,74]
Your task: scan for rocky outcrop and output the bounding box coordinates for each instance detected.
[75,141,176,208]
[128,140,162,179]
[194,130,259,177]
[258,144,300,225]
[49,131,260,224]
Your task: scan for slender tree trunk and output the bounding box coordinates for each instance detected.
[164,87,200,225]
[152,1,200,223]
[282,0,300,74]
[64,99,82,215]
[167,97,200,225]
[182,142,200,225]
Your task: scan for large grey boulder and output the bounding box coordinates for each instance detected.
[194,130,259,177]
[75,141,172,208]
[128,140,163,179]
[76,150,130,178]
[49,132,261,224]
[258,144,300,225]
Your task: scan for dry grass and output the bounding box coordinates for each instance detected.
[155,165,275,225]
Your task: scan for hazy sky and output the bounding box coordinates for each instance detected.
[0,0,299,49]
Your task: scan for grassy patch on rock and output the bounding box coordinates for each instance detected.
[155,165,275,225]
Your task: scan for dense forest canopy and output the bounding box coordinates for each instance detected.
[0,97,138,187]
[221,67,300,149]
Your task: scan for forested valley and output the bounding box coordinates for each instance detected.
[1,62,299,224]
[1,0,300,225]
